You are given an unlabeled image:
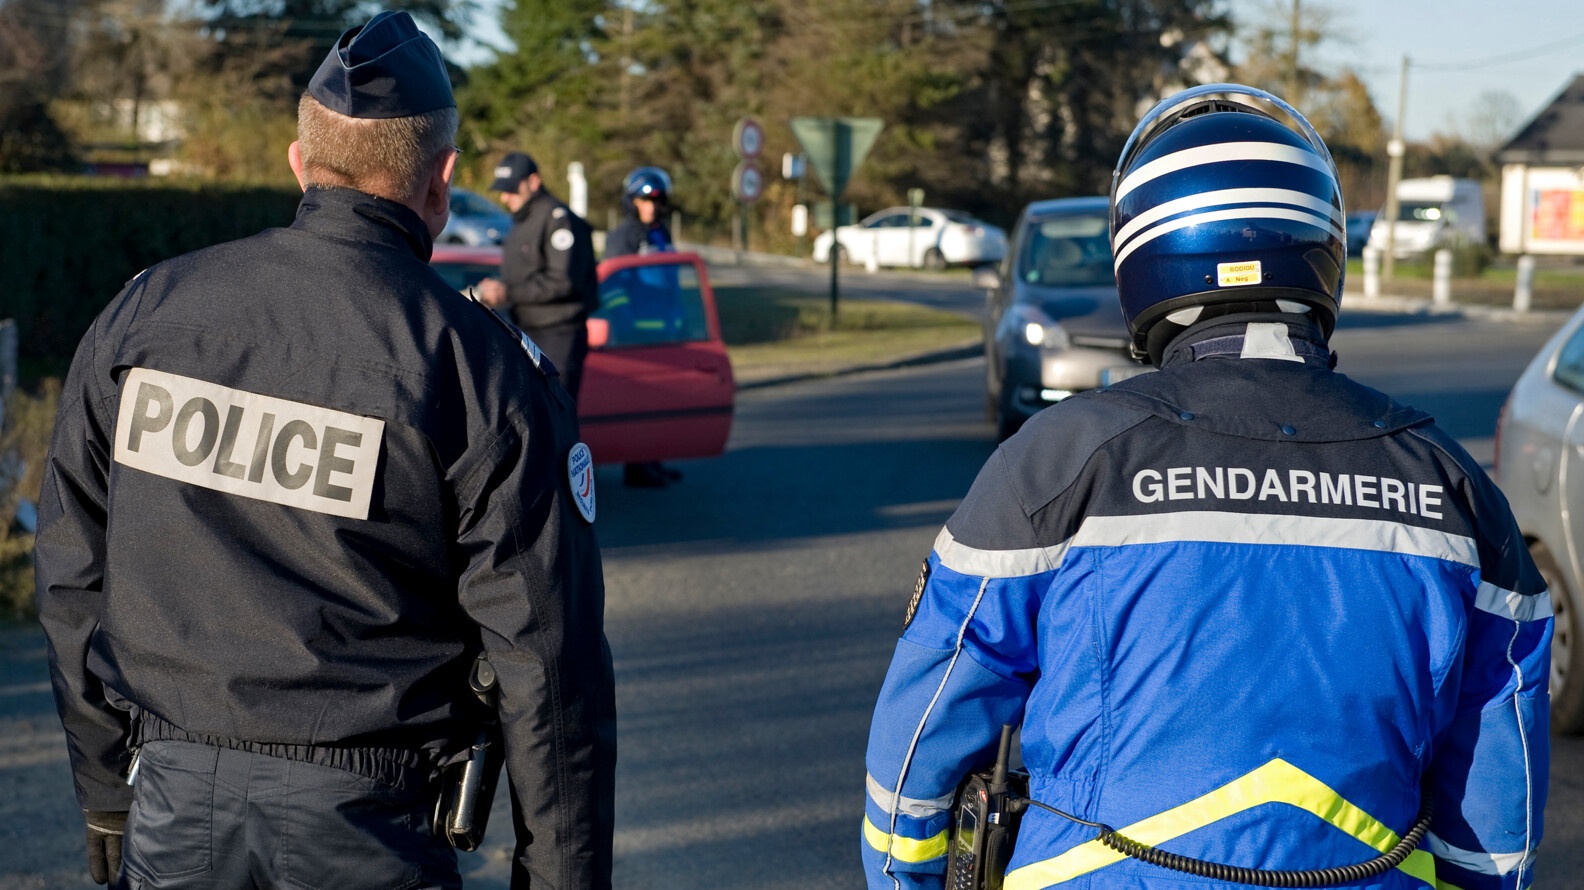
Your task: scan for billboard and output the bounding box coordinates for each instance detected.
[1500,164,1584,255]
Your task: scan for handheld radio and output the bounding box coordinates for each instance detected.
[946,725,1026,890]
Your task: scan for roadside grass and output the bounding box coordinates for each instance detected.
[0,381,59,622]
[1344,256,1584,310]
[714,286,981,384]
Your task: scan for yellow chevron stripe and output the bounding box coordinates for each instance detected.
[1004,759,1436,889]
[862,815,949,863]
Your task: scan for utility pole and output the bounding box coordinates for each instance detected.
[1287,0,1302,106]
[1382,55,1409,284]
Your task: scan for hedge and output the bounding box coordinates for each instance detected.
[1,178,302,376]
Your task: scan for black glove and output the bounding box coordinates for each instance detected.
[83,810,127,885]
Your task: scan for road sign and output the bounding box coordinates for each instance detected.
[733,161,764,203]
[733,117,765,159]
[789,117,883,199]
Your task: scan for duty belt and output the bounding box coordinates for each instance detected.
[131,708,436,792]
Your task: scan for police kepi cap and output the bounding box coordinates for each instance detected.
[307,11,455,119]
[490,153,539,193]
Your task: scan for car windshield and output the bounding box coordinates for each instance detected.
[1395,201,1443,223]
[451,190,500,217]
[596,262,710,347]
[1019,213,1115,287]
[431,261,499,294]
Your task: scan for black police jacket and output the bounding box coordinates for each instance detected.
[501,188,598,331]
[605,217,673,258]
[36,186,615,889]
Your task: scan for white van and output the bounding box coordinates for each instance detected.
[1366,176,1486,258]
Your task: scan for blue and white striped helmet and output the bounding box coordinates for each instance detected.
[1110,84,1345,364]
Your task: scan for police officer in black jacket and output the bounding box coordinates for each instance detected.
[36,12,614,890]
[477,152,599,398]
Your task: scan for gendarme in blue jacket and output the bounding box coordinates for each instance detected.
[863,315,1550,890]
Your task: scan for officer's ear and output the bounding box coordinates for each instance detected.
[417,147,459,239]
[288,141,308,192]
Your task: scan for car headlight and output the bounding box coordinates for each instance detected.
[1005,304,1070,350]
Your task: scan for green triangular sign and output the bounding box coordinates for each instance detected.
[789,117,884,200]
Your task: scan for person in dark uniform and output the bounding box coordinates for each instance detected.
[606,165,675,258]
[606,166,684,487]
[36,12,614,890]
[476,151,599,398]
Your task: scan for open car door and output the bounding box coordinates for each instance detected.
[580,252,735,465]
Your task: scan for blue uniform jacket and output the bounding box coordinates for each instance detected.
[863,316,1550,890]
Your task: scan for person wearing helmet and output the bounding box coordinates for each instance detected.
[607,165,686,487]
[862,84,1549,890]
[607,166,675,258]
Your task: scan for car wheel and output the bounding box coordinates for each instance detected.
[924,248,947,271]
[1532,539,1584,734]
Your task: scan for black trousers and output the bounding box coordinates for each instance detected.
[116,740,460,890]
[522,321,589,400]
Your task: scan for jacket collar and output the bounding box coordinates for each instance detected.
[1159,313,1334,370]
[290,186,434,261]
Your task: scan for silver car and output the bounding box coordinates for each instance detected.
[981,196,1148,440]
[1495,305,1584,733]
[439,187,511,246]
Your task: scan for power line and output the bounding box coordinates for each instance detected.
[1412,28,1584,72]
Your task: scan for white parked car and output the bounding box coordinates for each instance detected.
[812,207,1007,269]
[1494,303,1584,734]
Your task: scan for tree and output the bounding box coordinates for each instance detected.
[0,0,85,171]
[197,0,473,94]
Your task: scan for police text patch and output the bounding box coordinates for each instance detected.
[114,368,385,519]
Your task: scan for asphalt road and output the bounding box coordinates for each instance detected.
[1,270,1578,888]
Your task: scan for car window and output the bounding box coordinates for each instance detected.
[942,210,976,224]
[1018,213,1114,287]
[430,261,499,294]
[596,263,710,347]
[450,190,499,217]
[1554,319,1584,394]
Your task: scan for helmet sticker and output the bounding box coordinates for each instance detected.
[550,228,575,251]
[568,442,596,523]
[1217,260,1262,287]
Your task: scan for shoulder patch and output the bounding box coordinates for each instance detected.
[904,558,931,629]
[568,442,596,523]
[550,228,575,251]
[552,206,566,219]
[113,367,384,519]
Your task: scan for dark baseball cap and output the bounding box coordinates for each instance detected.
[307,11,455,119]
[490,152,540,193]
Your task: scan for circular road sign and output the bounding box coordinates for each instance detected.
[733,117,764,159]
[733,160,764,203]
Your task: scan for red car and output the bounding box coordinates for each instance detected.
[430,246,735,465]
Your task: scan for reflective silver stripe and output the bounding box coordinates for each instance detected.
[1115,141,1333,201]
[1114,206,1343,271]
[933,526,1072,578]
[1072,511,1481,567]
[867,772,954,819]
[1113,186,1342,255]
[1427,831,1531,875]
[1475,580,1552,622]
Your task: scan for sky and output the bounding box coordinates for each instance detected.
[1227,0,1584,142]
[437,1,1584,145]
